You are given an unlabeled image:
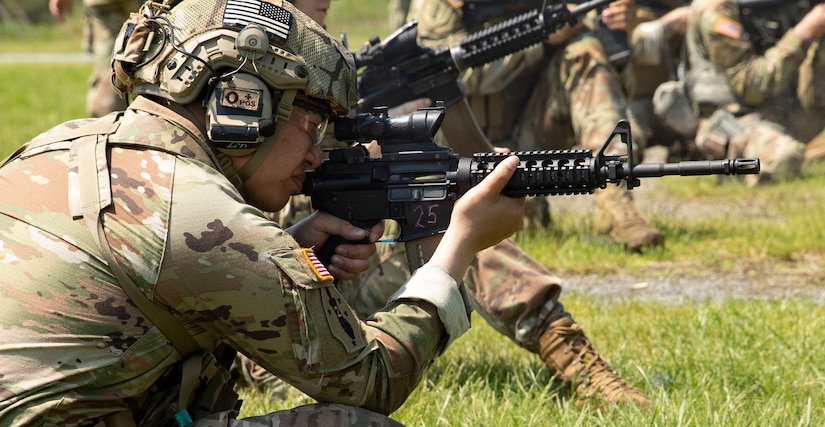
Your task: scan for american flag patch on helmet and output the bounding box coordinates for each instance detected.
[302,248,335,282]
[223,0,293,42]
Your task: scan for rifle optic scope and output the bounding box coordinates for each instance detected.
[334,106,445,144]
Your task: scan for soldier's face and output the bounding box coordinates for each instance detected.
[292,0,332,25]
[233,105,324,211]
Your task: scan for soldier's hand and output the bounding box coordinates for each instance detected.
[451,155,524,252]
[286,211,384,279]
[601,0,637,33]
[427,156,524,281]
[794,4,825,42]
[49,0,73,22]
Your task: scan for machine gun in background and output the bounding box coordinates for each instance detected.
[738,0,822,54]
[302,106,760,269]
[353,0,619,113]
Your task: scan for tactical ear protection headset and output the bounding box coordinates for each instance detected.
[206,73,278,157]
[206,24,285,157]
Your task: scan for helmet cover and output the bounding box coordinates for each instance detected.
[112,0,357,115]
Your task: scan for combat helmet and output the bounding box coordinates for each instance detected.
[111,0,357,172]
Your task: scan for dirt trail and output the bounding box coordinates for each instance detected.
[560,265,825,305]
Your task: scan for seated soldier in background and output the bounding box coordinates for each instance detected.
[626,2,693,159]
[678,0,825,185]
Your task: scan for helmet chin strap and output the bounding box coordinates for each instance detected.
[235,89,298,182]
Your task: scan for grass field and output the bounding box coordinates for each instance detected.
[2,2,824,426]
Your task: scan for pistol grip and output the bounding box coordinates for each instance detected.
[315,220,375,267]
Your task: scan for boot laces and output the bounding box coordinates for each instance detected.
[550,319,647,403]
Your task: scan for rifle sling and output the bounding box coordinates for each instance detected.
[67,115,212,424]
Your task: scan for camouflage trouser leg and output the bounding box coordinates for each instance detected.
[387,0,412,29]
[84,1,135,117]
[194,405,404,427]
[275,195,314,227]
[463,238,566,353]
[695,110,805,186]
[510,32,629,155]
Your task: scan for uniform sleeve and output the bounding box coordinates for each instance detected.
[413,0,546,95]
[693,1,810,106]
[150,159,462,414]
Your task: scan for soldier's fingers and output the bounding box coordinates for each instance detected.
[477,155,519,196]
[327,252,373,279]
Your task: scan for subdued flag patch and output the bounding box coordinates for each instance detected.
[223,0,293,42]
[712,15,743,40]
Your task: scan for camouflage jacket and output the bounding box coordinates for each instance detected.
[0,96,463,426]
[687,0,824,110]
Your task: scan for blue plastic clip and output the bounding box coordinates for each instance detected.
[174,409,194,427]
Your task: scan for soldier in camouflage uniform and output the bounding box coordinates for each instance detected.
[0,0,528,425]
[235,0,652,408]
[49,0,141,117]
[682,0,825,185]
[409,0,664,251]
[626,1,693,158]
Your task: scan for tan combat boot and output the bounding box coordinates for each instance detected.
[594,184,664,251]
[538,316,650,406]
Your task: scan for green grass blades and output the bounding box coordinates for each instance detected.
[237,301,825,426]
[0,63,88,155]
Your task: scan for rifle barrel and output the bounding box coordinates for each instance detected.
[631,158,761,177]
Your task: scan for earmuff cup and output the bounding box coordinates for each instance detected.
[206,73,276,156]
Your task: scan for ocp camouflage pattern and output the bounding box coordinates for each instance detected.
[687,0,822,183]
[0,98,451,426]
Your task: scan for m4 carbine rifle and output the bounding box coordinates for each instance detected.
[301,106,761,269]
[354,0,618,113]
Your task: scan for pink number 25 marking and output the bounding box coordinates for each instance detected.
[413,204,439,228]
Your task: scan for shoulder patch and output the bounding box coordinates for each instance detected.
[712,15,743,40]
[301,248,335,282]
